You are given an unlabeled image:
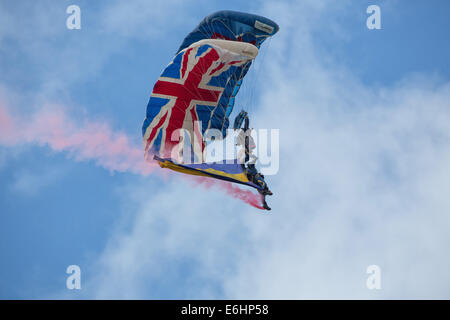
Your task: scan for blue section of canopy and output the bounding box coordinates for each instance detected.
[177,11,279,52]
[177,10,279,131]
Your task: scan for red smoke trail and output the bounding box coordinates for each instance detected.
[0,102,265,209]
[0,103,155,175]
[191,175,265,210]
[222,182,265,210]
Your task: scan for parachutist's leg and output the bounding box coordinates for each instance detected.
[247,164,258,176]
[254,173,273,196]
[262,195,271,211]
[258,187,273,197]
[246,166,273,205]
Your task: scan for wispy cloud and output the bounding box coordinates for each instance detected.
[10,166,66,196]
[54,178,263,299]
[99,0,203,39]
[0,0,202,98]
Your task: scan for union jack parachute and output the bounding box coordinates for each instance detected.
[142,10,279,209]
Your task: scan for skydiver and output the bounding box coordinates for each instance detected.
[234,111,273,210]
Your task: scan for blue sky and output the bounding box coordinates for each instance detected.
[1,0,450,299]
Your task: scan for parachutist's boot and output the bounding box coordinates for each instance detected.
[262,196,271,211]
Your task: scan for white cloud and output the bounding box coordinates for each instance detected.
[99,0,202,39]
[10,165,67,196]
[58,178,257,299]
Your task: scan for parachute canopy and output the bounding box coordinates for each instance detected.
[142,11,278,205]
